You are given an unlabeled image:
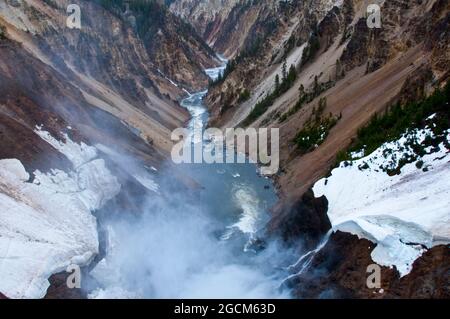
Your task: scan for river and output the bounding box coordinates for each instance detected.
[179,62,278,247]
[88,59,290,299]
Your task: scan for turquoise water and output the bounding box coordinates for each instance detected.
[89,62,286,299]
[179,68,278,249]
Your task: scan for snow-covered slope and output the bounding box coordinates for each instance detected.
[0,128,120,298]
[313,128,450,276]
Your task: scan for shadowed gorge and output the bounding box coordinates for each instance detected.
[0,0,449,301]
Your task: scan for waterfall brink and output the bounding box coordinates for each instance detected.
[279,230,333,287]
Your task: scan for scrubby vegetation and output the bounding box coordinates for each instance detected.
[241,61,297,126]
[293,97,341,153]
[335,82,450,174]
[43,0,58,8]
[0,25,6,40]
[210,59,237,86]
[300,31,320,68]
[95,0,166,34]
[278,86,308,123]
[278,77,336,123]
[238,88,251,103]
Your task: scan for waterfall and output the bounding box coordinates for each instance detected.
[280,229,333,287]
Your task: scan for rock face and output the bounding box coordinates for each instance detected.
[268,190,330,251]
[192,0,450,299]
[0,0,191,154]
[169,0,240,48]
[385,245,450,299]
[204,0,450,201]
[271,186,449,299]
[0,0,204,299]
[287,231,450,299]
[44,273,85,299]
[287,231,395,298]
[131,1,220,91]
[170,0,280,58]
[204,0,346,126]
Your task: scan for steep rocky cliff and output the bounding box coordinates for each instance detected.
[205,0,344,126]
[112,0,221,92]
[0,0,448,299]
[170,0,281,59]
[204,0,450,199]
[0,0,207,298]
[169,0,239,50]
[289,231,450,299]
[0,0,193,153]
[197,0,450,298]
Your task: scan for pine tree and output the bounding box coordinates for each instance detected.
[281,60,287,81]
[299,84,305,97]
[287,64,297,84]
[335,59,341,81]
[274,74,280,94]
[0,25,6,39]
[313,75,319,96]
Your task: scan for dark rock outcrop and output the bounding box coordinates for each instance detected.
[44,273,86,299]
[386,245,450,299]
[286,231,450,299]
[397,65,434,105]
[423,0,450,81]
[268,189,330,251]
[340,18,370,71]
[269,188,449,299]
[288,231,398,298]
[317,1,353,52]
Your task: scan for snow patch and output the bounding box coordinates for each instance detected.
[0,130,120,298]
[313,128,450,276]
[35,126,97,168]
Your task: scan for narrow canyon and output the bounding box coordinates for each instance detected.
[0,0,449,299]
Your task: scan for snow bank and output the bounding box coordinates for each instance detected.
[35,126,97,168]
[0,130,120,298]
[313,128,450,276]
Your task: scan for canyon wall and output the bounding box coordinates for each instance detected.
[0,0,212,298]
[194,0,450,298]
[203,0,450,199]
